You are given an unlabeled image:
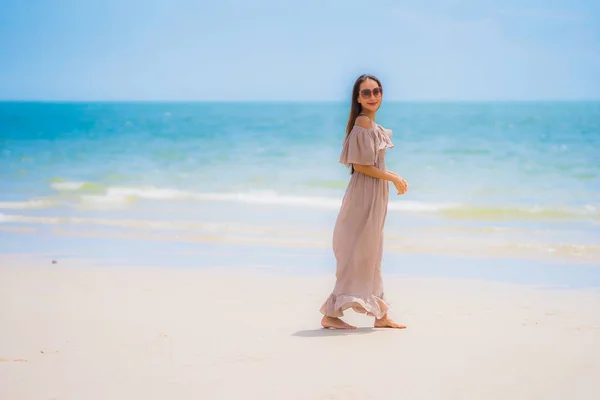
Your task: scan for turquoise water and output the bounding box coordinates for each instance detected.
[1,101,599,265]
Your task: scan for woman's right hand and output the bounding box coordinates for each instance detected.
[393,176,408,195]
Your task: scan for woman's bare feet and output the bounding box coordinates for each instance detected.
[374,315,406,329]
[321,316,356,329]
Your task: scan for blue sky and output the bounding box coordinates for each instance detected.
[1,0,599,101]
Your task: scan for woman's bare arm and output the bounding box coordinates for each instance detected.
[353,164,408,194]
[350,115,408,194]
[353,164,399,182]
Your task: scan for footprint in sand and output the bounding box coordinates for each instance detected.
[0,358,28,362]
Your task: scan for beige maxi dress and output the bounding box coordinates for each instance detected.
[320,120,395,320]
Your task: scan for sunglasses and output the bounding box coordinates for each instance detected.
[360,87,383,98]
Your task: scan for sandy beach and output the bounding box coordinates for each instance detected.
[1,254,599,400]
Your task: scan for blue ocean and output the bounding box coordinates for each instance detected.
[1,101,599,273]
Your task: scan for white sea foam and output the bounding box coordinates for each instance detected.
[78,186,456,212]
[77,187,193,209]
[25,181,600,221]
[0,214,265,235]
[0,200,55,209]
[193,190,343,208]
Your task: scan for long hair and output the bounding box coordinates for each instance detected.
[345,74,382,174]
[345,74,383,138]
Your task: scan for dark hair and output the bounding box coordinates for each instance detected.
[345,74,383,138]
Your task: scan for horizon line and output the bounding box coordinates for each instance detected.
[1,98,599,103]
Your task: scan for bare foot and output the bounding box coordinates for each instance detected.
[321,316,356,329]
[374,316,406,329]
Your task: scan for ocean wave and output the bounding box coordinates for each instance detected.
[0,214,301,237]
[0,200,55,209]
[47,181,600,221]
[50,180,106,193]
[79,187,455,212]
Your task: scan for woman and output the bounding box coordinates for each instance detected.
[319,74,408,330]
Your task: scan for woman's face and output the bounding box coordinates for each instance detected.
[357,78,383,113]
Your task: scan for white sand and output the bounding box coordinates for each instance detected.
[1,255,600,399]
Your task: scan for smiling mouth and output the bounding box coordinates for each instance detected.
[367,102,378,106]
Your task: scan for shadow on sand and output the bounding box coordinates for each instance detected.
[292,327,379,337]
